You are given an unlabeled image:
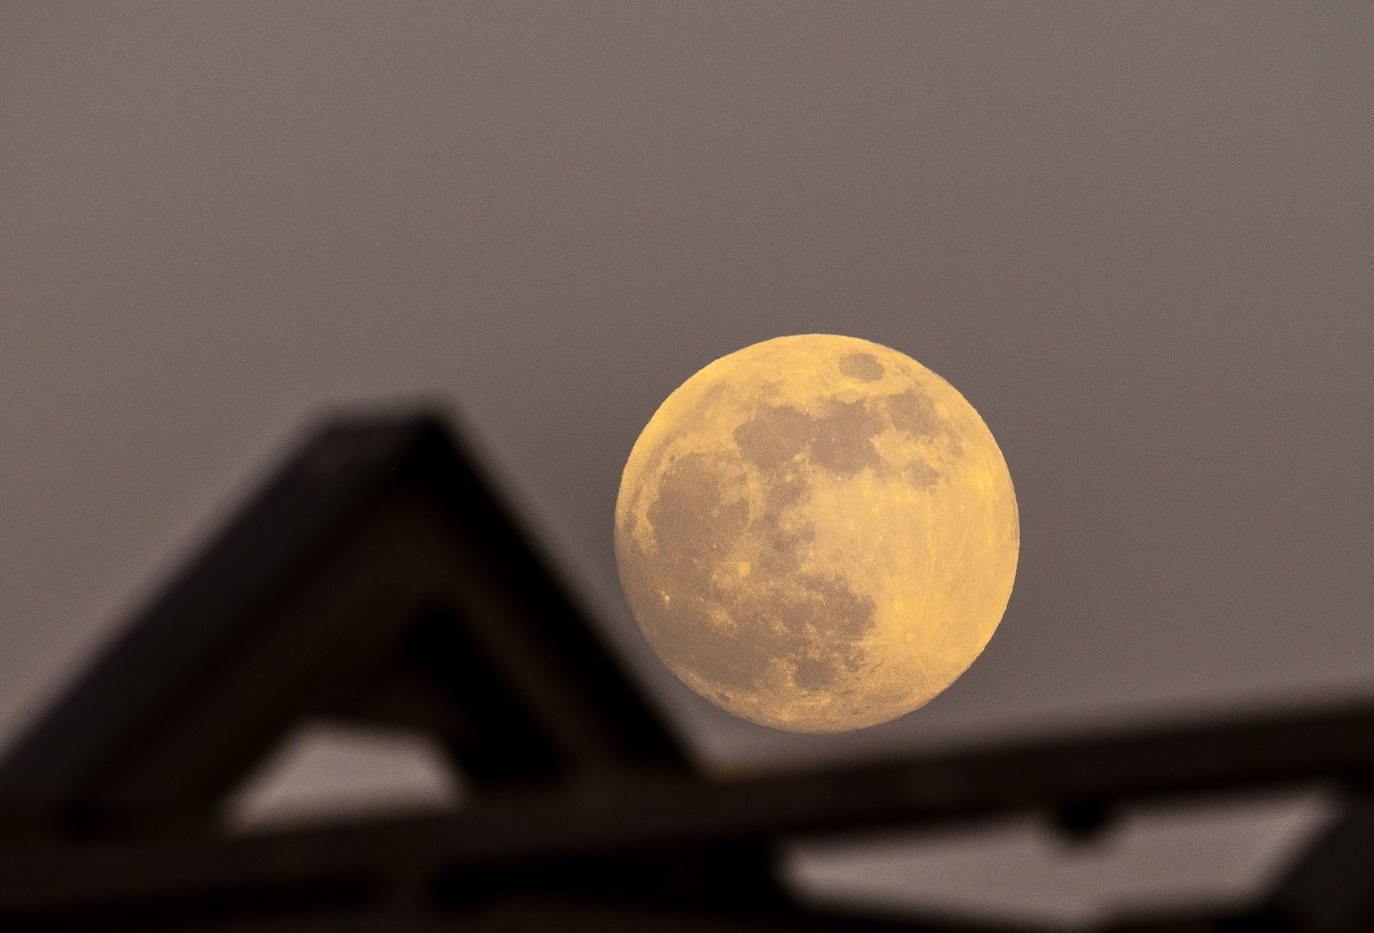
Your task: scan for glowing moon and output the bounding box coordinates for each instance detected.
[614,334,1018,732]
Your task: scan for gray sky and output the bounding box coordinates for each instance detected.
[3,3,1371,925]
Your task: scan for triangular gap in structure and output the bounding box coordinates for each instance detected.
[0,411,691,841]
[224,598,581,832]
[223,719,463,832]
[318,603,580,787]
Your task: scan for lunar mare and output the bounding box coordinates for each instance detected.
[614,334,1018,732]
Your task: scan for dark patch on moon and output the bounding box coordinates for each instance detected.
[733,405,813,470]
[752,469,814,577]
[772,573,876,690]
[767,473,809,509]
[809,400,883,475]
[905,460,942,487]
[839,352,884,381]
[735,399,885,477]
[882,389,941,439]
[638,449,773,693]
[692,567,875,695]
[646,452,749,569]
[792,657,836,690]
[650,595,769,693]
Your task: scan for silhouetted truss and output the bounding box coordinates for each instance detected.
[1,412,1372,932]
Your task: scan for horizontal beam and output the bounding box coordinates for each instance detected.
[3,694,1373,920]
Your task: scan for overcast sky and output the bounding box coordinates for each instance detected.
[3,3,1371,924]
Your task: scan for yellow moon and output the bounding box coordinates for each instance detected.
[614,334,1018,732]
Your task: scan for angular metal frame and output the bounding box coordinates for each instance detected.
[0,410,1367,931]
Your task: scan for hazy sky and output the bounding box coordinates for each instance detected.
[3,3,1371,924]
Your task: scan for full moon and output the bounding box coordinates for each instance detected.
[614,334,1018,732]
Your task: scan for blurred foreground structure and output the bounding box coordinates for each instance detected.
[0,412,1371,932]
